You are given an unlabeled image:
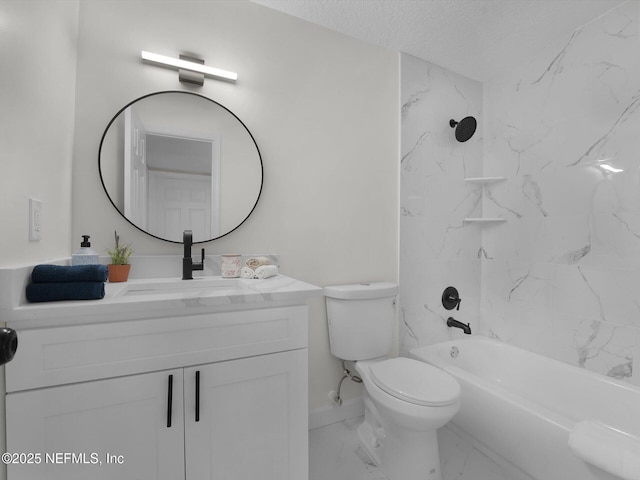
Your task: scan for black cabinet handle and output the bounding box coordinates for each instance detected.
[195,370,200,422]
[167,374,174,428]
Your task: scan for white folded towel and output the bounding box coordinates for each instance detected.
[240,266,255,279]
[569,420,640,480]
[245,256,271,269]
[254,264,279,279]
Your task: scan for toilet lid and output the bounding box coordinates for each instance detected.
[370,357,460,407]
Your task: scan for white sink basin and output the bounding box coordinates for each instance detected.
[115,277,244,298]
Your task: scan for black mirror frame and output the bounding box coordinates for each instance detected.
[98,90,263,244]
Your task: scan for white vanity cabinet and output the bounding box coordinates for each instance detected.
[5,304,311,480]
[6,368,186,479]
[184,350,307,479]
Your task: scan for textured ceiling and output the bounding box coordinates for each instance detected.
[251,0,629,81]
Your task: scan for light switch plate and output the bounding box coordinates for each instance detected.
[29,198,42,241]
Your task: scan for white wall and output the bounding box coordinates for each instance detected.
[0,2,79,477]
[72,0,399,411]
[0,0,78,266]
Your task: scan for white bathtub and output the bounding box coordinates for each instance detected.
[410,336,640,480]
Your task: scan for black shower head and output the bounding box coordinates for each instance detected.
[449,116,477,142]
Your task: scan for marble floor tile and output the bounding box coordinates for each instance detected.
[309,417,518,480]
[309,417,389,480]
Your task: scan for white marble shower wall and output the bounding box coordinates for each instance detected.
[400,53,483,355]
[401,1,640,386]
[481,0,640,384]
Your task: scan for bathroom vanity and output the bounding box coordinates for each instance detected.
[3,274,321,480]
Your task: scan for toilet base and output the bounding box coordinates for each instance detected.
[356,414,443,480]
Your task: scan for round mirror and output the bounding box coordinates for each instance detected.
[99,91,263,243]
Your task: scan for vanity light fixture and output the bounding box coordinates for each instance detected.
[141,51,238,85]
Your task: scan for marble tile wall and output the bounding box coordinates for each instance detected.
[399,53,484,355]
[481,0,640,385]
[401,1,640,385]
[399,52,518,480]
[399,3,640,478]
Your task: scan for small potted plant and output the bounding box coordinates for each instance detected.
[107,230,133,282]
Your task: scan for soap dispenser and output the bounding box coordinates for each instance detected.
[72,235,99,266]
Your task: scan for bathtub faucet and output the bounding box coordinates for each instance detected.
[447,317,471,334]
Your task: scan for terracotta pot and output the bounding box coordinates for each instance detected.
[108,264,131,283]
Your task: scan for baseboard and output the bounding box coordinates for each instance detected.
[308,396,364,430]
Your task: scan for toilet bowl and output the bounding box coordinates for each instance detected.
[324,282,461,480]
[355,357,460,480]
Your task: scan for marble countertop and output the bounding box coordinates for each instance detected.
[6,274,323,329]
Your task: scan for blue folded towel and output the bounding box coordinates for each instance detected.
[26,282,105,303]
[31,264,108,283]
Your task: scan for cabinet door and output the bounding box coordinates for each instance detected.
[6,369,185,480]
[184,349,308,480]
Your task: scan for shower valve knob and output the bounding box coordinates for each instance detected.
[442,286,461,311]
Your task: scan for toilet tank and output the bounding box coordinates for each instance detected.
[324,282,398,361]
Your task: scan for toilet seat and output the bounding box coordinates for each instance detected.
[370,357,460,407]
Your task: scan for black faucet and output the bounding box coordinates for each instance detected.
[182,230,205,280]
[447,317,471,335]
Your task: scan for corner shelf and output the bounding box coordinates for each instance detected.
[463,217,507,224]
[464,176,507,225]
[464,176,506,184]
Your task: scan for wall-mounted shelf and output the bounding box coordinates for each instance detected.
[464,176,506,184]
[463,217,507,224]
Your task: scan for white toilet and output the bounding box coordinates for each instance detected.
[324,282,460,480]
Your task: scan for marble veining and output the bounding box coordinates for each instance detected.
[401,130,432,171]
[561,244,591,265]
[570,92,640,168]
[401,88,430,119]
[522,175,547,217]
[485,187,521,219]
[531,28,582,86]
[481,0,640,383]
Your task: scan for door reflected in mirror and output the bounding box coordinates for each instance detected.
[99,91,263,243]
